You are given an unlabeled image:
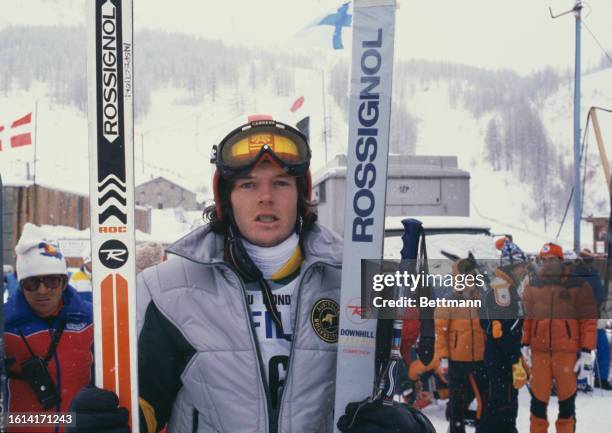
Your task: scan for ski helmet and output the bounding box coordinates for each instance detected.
[210,116,313,221]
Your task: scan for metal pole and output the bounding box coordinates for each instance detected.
[573,1,582,252]
[321,70,329,163]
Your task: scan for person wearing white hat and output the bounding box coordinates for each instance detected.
[4,223,94,427]
[15,224,69,317]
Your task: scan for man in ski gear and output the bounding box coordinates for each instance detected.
[73,118,342,433]
[69,252,92,302]
[4,224,93,433]
[435,257,488,433]
[138,117,345,433]
[522,242,598,433]
[479,240,529,433]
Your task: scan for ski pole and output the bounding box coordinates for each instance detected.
[375,218,423,404]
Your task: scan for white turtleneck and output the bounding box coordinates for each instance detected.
[242,233,299,279]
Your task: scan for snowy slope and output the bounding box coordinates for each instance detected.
[542,68,612,218]
[379,79,582,252]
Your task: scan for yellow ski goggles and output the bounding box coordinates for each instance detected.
[211,119,311,178]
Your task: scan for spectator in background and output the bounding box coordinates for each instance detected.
[522,242,598,433]
[4,223,93,432]
[135,242,165,274]
[480,241,530,433]
[69,252,93,303]
[4,264,20,300]
[435,256,488,433]
[574,248,610,390]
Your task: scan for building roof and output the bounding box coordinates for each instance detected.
[136,175,196,194]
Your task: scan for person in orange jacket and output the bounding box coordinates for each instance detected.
[522,242,598,433]
[435,257,488,433]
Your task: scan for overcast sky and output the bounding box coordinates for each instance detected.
[1,0,611,75]
[133,0,612,75]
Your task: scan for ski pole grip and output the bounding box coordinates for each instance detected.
[400,219,422,260]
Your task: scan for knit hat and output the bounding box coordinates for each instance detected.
[538,242,563,260]
[495,237,508,250]
[500,241,527,266]
[135,242,164,274]
[15,223,67,281]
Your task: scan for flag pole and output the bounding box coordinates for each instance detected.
[321,70,329,163]
[32,99,39,185]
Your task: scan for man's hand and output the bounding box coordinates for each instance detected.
[512,360,528,389]
[337,398,436,433]
[69,387,130,433]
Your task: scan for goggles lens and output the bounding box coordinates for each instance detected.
[21,275,65,292]
[217,124,310,175]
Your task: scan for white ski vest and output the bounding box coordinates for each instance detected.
[137,224,342,433]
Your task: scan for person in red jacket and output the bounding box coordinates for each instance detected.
[522,242,598,433]
[4,224,94,433]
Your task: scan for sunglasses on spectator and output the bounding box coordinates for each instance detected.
[21,275,66,292]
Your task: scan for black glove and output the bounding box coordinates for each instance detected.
[69,386,130,433]
[418,336,435,366]
[337,398,436,433]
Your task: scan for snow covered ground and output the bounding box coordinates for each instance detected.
[421,387,612,433]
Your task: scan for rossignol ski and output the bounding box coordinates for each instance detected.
[87,1,139,431]
[333,0,397,430]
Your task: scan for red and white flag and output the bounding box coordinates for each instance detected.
[0,112,33,151]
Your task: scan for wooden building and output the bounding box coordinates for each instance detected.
[2,183,151,266]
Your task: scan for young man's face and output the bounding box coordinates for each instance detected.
[21,274,65,317]
[230,161,299,247]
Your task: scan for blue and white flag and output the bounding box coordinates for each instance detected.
[316,1,352,49]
